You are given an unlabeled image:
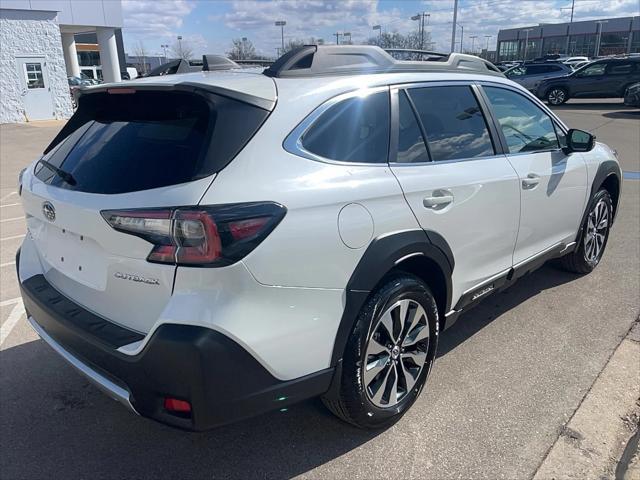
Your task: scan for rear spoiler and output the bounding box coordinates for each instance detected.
[45,83,275,154]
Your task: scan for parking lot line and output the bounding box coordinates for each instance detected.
[0,203,21,208]
[0,261,16,268]
[0,216,24,223]
[0,192,17,202]
[1,234,25,242]
[0,297,21,307]
[0,300,25,347]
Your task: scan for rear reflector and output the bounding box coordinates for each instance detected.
[164,397,191,413]
[101,202,286,267]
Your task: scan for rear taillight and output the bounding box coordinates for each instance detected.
[101,202,286,267]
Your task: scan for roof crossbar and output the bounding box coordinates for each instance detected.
[263,45,503,78]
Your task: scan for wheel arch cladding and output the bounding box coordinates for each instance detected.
[593,161,622,221]
[329,229,453,367]
[576,160,622,243]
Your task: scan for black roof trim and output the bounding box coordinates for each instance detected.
[263,45,504,78]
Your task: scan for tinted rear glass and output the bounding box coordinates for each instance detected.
[35,90,269,194]
[301,90,390,163]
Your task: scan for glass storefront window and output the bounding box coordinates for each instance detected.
[498,40,519,61]
[632,31,640,53]
[542,36,566,55]
[568,34,597,56]
[599,32,630,56]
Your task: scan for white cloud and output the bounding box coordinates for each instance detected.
[122,0,195,37]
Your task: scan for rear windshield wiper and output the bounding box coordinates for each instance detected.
[38,159,77,186]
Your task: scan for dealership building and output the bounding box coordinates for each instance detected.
[0,0,124,123]
[496,16,640,62]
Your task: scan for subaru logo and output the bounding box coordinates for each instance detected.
[42,201,56,222]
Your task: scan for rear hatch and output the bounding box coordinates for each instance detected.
[21,75,275,335]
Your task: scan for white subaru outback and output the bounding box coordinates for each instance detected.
[17,46,621,431]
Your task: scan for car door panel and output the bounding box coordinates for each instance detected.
[389,85,520,306]
[481,85,588,265]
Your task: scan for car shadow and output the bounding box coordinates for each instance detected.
[0,264,581,479]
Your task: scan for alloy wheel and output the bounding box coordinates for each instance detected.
[363,299,429,408]
[548,89,566,105]
[583,198,609,265]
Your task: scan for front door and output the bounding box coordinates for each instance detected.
[389,84,521,306]
[481,85,588,265]
[16,56,54,121]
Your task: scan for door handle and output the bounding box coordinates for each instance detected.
[423,191,454,209]
[522,174,540,190]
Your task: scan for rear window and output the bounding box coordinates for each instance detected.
[35,90,269,194]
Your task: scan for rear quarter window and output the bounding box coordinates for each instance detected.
[300,90,390,164]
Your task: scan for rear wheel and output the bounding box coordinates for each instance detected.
[322,274,439,429]
[558,189,612,274]
[546,87,568,105]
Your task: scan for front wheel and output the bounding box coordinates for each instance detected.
[558,189,613,274]
[547,87,568,105]
[322,274,439,429]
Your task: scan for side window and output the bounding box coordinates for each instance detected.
[577,63,606,77]
[607,62,633,75]
[396,90,430,163]
[484,86,560,154]
[301,90,390,163]
[408,85,495,162]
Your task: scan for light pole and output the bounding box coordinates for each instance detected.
[177,35,183,58]
[451,0,458,53]
[411,13,430,50]
[373,24,382,43]
[469,35,478,54]
[161,44,169,62]
[594,20,608,57]
[521,28,533,61]
[484,35,492,59]
[451,23,463,52]
[275,20,286,52]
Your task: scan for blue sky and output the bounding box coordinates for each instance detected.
[121,0,639,58]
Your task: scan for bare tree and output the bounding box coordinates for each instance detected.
[228,38,257,60]
[367,30,434,54]
[282,39,305,54]
[133,40,149,75]
[170,39,194,60]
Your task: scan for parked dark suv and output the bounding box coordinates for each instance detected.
[536,57,640,105]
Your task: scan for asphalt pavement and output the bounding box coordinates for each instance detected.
[0,100,638,479]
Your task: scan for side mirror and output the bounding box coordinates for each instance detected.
[563,128,595,154]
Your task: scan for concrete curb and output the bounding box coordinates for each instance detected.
[533,319,640,480]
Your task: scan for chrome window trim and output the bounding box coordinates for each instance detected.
[389,153,508,167]
[283,85,391,166]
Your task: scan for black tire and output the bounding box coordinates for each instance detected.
[558,189,613,274]
[322,273,439,429]
[546,87,569,105]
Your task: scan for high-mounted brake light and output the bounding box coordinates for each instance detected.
[107,88,136,94]
[101,202,286,267]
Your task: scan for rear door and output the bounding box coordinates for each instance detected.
[570,62,607,97]
[16,56,54,121]
[20,85,272,334]
[603,61,639,96]
[480,84,587,264]
[389,83,520,308]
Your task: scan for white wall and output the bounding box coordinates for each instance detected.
[0,0,122,28]
[0,9,73,123]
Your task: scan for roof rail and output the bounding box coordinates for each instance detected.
[263,45,503,78]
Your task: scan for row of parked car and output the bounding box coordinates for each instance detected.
[498,55,640,106]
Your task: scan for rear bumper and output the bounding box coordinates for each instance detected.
[18,250,333,431]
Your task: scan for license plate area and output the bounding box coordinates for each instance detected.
[36,223,108,290]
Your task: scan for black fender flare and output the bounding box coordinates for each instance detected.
[575,160,622,243]
[329,229,454,368]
